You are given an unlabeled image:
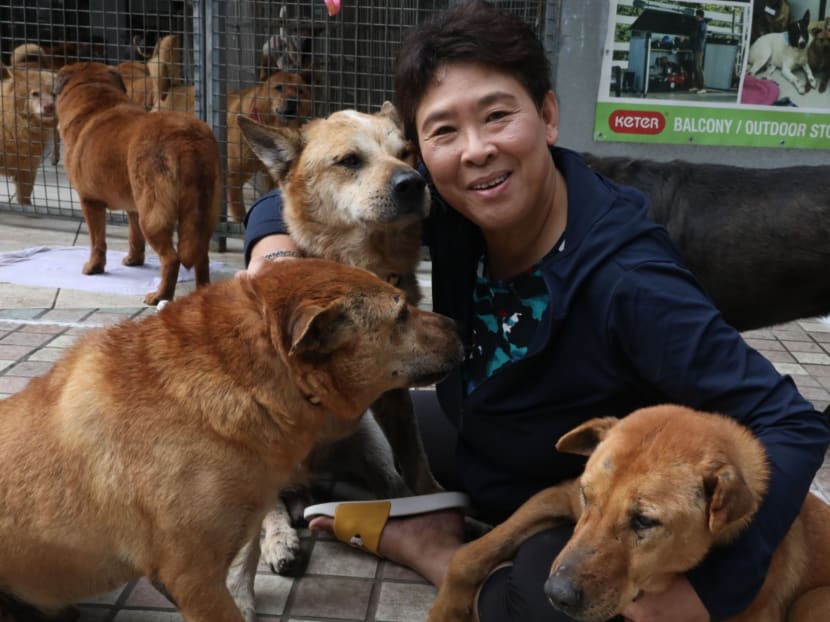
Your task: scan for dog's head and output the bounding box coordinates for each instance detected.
[242,258,463,419]
[787,9,812,49]
[544,405,769,622]
[53,61,127,103]
[247,70,312,128]
[2,68,56,126]
[238,101,429,235]
[810,19,830,55]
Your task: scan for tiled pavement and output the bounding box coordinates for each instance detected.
[1,211,829,621]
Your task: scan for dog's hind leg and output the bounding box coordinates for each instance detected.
[123,211,146,266]
[428,480,580,622]
[370,388,444,495]
[227,537,260,622]
[79,198,108,275]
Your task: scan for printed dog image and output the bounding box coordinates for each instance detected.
[582,154,830,331]
[54,62,220,305]
[430,405,830,622]
[0,259,463,622]
[0,68,56,205]
[749,9,815,94]
[225,71,312,222]
[231,104,439,617]
[808,18,830,93]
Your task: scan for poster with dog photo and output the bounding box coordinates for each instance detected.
[594,0,830,149]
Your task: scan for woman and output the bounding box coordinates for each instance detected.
[243,2,829,620]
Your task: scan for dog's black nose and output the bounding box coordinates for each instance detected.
[545,571,584,615]
[390,170,427,213]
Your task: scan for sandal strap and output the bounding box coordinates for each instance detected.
[333,500,391,556]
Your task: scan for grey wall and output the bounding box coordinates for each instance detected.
[552,0,829,167]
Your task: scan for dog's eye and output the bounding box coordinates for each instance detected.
[336,153,362,170]
[630,513,661,532]
[274,84,284,93]
[399,146,413,161]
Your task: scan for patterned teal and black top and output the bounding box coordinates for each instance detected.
[464,238,564,394]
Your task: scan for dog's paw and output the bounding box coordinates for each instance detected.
[122,253,145,267]
[261,524,303,575]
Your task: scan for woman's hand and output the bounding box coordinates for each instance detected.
[622,576,710,622]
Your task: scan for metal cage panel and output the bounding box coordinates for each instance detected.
[0,0,548,237]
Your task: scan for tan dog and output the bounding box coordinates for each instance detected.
[0,259,463,622]
[226,71,312,222]
[430,405,830,622]
[228,105,438,614]
[54,62,220,305]
[115,60,154,109]
[808,18,830,93]
[0,67,56,204]
[136,33,184,108]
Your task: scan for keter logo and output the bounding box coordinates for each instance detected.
[609,110,665,135]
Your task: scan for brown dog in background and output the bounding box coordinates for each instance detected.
[225,71,312,222]
[0,259,463,622]
[0,67,56,204]
[430,405,830,622]
[54,62,220,305]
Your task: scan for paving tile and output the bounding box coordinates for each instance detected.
[772,362,807,376]
[793,352,830,365]
[0,375,30,393]
[123,578,176,609]
[0,331,56,347]
[289,576,373,619]
[375,582,437,622]
[0,344,35,359]
[306,540,379,578]
[253,573,294,615]
[4,360,54,377]
[27,347,68,362]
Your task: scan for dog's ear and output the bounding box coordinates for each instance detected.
[379,101,402,127]
[238,115,303,182]
[703,463,759,536]
[287,299,353,359]
[556,417,619,456]
[801,9,810,25]
[53,68,73,97]
[109,67,127,93]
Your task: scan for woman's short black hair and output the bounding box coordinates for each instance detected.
[394,0,552,145]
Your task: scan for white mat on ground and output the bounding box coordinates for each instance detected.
[0,246,224,296]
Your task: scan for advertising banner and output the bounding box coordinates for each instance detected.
[595,0,830,149]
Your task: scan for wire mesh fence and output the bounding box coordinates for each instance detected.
[0,0,549,239]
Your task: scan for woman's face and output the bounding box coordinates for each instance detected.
[415,62,559,233]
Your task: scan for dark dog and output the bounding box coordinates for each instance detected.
[752,0,791,41]
[583,154,830,331]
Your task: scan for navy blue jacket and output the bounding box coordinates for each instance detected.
[244,148,830,620]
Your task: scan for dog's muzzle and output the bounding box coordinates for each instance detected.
[390,170,428,216]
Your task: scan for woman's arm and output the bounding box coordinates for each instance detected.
[242,188,301,274]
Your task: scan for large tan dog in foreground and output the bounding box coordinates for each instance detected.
[0,259,463,622]
[429,405,830,622]
[54,62,220,305]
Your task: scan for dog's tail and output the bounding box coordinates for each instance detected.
[0,592,79,622]
[175,152,222,269]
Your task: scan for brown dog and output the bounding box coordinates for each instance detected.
[0,67,56,204]
[225,71,312,222]
[430,405,830,622]
[54,62,221,305]
[808,18,830,93]
[0,258,463,622]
